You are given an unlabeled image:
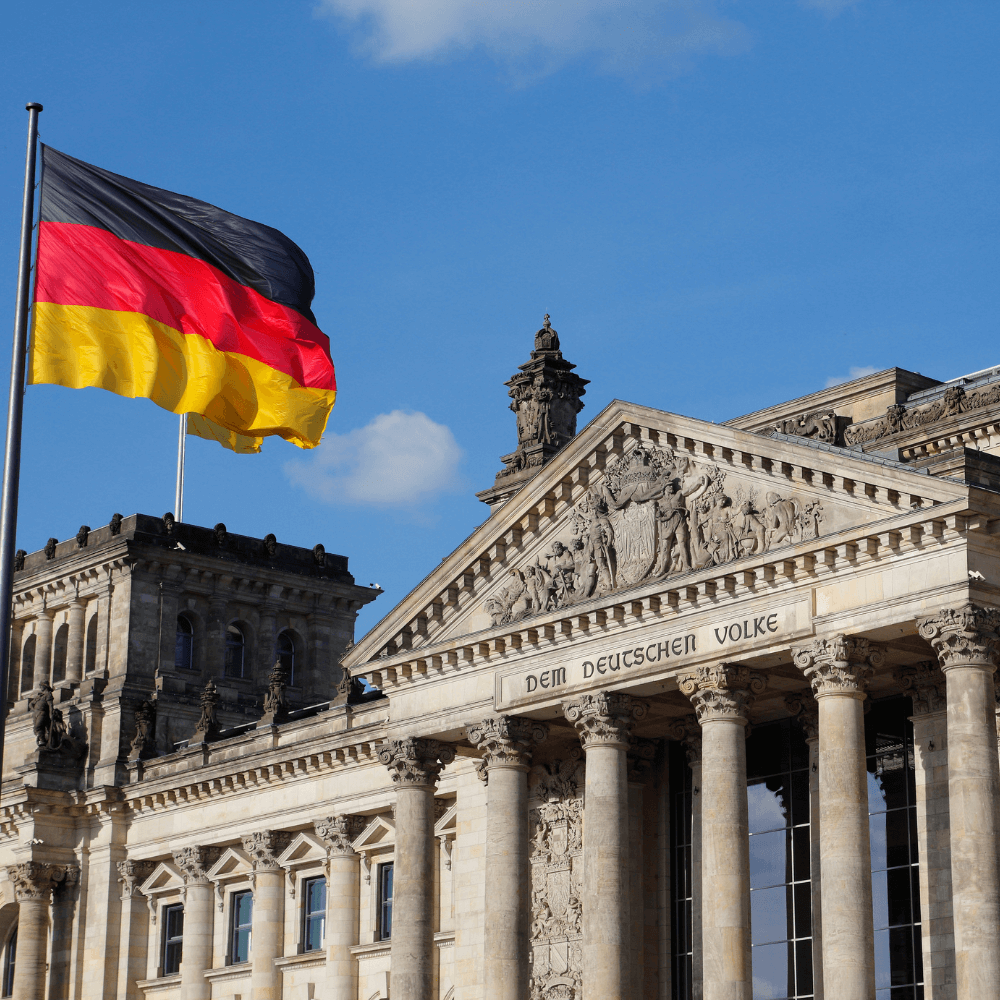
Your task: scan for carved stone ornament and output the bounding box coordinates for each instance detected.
[376,737,456,787]
[784,694,819,740]
[627,737,658,779]
[563,691,647,748]
[894,661,947,714]
[44,537,57,560]
[667,716,702,765]
[263,533,278,558]
[172,846,222,884]
[917,603,1000,671]
[241,831,292,871]
[128,696,158,761]
[314,815,366,857]
[467,716,549,772]
[313,543,326,567]
[678,664,767,724]
[75,525,90,548]
[117,859,156,899]
[189,679,220,743]
[484,440,824,627]
[110,512,123,536]
[29,681,83,756]
[7,862,71,901]
[760,410,839,445]
[13,549,25,572]
[792,635,885,698]
[259,659,289,725]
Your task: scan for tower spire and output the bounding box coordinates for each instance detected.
[476,315,589,509]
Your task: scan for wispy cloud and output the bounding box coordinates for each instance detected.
[825,365,878,388]
[316,0,753,81]
[285,410,463,506]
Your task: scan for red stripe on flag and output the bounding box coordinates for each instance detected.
[35,221,336,392]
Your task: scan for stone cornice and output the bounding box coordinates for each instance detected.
[467,716,548,771]
[563,691,646,748]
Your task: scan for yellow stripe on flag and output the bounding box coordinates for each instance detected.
[187,413,262,454]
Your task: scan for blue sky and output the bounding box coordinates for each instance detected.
[0,0,997,636]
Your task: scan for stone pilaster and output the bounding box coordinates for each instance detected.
[7,862,70,1000]
[377,738,456,1000]
[117,860,156,1000]
[173,846,218,1000]
[315,816,365,1000]
[563,692,646,1000]
[242,830,289,1000]
[793,635,884,1000]
[917,604,1000,1000]
[468,716,548,1000]
[679,664,765,1000]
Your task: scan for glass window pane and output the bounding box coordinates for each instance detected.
[875,929,892,989]
[873,869,889,930]
[888,926,916,986]
[884,810,913,869]
[789,771,810,827]
[750,830,787,890]
[751,941,788,999]
[887,868,914,927]
[792,881,812,939]
[751,885,788,946]
[791,825,811,882]
[868,770,887,811]
[748,782,787,835]
[795,938,814,996]
[870,813,888,872]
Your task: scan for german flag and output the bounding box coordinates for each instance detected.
[30,146,336,451]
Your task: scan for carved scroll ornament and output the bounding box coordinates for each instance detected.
[377,737,456,787]
[485,441,824,627]
[172,846,221,885]
[7,862,72,901]
[468,716,548,771]
[563,691,646,748]
[314,815,365,857]
[793,635,885,697]
[917,604,1000,670]
[679,663,767,724]
[241,830,291,871]
[117,859,156,899]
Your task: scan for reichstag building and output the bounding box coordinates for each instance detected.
[2,317,999,1000]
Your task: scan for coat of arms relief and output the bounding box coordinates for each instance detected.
[485,441,824,627]
[528,757,585,1000]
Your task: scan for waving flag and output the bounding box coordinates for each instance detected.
[30,146,337,451]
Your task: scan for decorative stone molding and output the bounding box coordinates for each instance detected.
[313,815,365,857]
[376,737,456,787]
[668,716,703,765]
[784,695,819,740]
[894,661,947,714]
[7,862,71,901]
[128,696,157,761]
[172,846,222,885]
[678,663,767,724]
[241,831,292,872]
[117,859,156,899]
[188,679,221,743]
[917,603,1000,671]
[626,737,658,779]
[258,660,289,726]
[792,635,885,698]
[467,716,549,772]
[562,691,647,749]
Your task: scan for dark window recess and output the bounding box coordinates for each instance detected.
[302,877,326,952]
[19,634,34,696]
[162,904,184,976]
[225,624,246,679]
[746,718,814,1000]
[51,623,68,684]
[2,927,16,998]
[867,697,923,1000]
[377,863,394,941]
[230,891,252,964]
[669,741,694,1000]
[175,615,194,671]
[278,631,296,686]
[85,615,97,674]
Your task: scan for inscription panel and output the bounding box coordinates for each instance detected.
[496,599,811,710]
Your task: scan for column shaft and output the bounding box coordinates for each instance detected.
[393,784,435,1000]
[66,599,86,683]
[33,611,53,689]
[12,896,48,1000]
[250,868,284,1000]
[179,882,213,1000]
[326,854,361,1000]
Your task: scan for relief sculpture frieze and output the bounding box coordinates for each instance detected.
[486,441,823,627]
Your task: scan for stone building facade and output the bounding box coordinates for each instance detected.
[3,323,1000,1000]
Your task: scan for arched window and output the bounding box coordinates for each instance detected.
[225,624,246,679]
[175,615,195,671]
[51,623,69,684]
[85,615,98,674]
[19,635,35,696]
[2,926,16,997]
[277,631,296,686]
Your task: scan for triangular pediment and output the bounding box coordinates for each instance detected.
[346,400,970,668]
[140,862,182,895]
[434,802,457,836]
[354,815,394,851]
[206,847,250,882]
[277,832,326,867]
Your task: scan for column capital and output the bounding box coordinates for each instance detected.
[116,859,156,899]
[377,737,456,787]
[792,634,884,698]
[562,691,646,748]
[467,715,548,771]
[679,663,766,724]
[784,694,819,740]
[314,815,365,857]
[917,603,1000,671]
[241,830,291,871]
[172,845,222,884]
[894,661,947,714]
[7,861,71,901]
[668,716,702,764]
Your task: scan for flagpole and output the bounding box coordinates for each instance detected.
[0,102,42,771]
[175,413,187,521]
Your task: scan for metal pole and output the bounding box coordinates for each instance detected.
[175,412,187,521]
[0,103,43,772]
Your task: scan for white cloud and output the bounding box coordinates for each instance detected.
[316,0,753,80]
[825,365,878,388]
[285,410,463,506]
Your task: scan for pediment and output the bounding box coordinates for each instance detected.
[346,400,969,667]
[434,802,457,836]
[277,832,326,867]
[353,815,394,851]
[139,862,182,895]
[206,847,250,881]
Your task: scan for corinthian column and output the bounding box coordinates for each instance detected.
[563,692,646,1000]
[7,863,68,1000]
[917,604,1000,1000]
[173,847,218,1000]
[793,635,883,1000]
[116,860,156,1000]
[243,831,289,1000]
[679,664,766,1000]
[377,737,456,1000]
[468,716,548,1000]
[315,815,365,1000]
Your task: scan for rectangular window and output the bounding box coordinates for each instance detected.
[2,928,16,998]
[377,862,394,941]
[302,877,327,952]
[162,903,184,976]
[668,742,694,1000]
[230,891,253,965]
